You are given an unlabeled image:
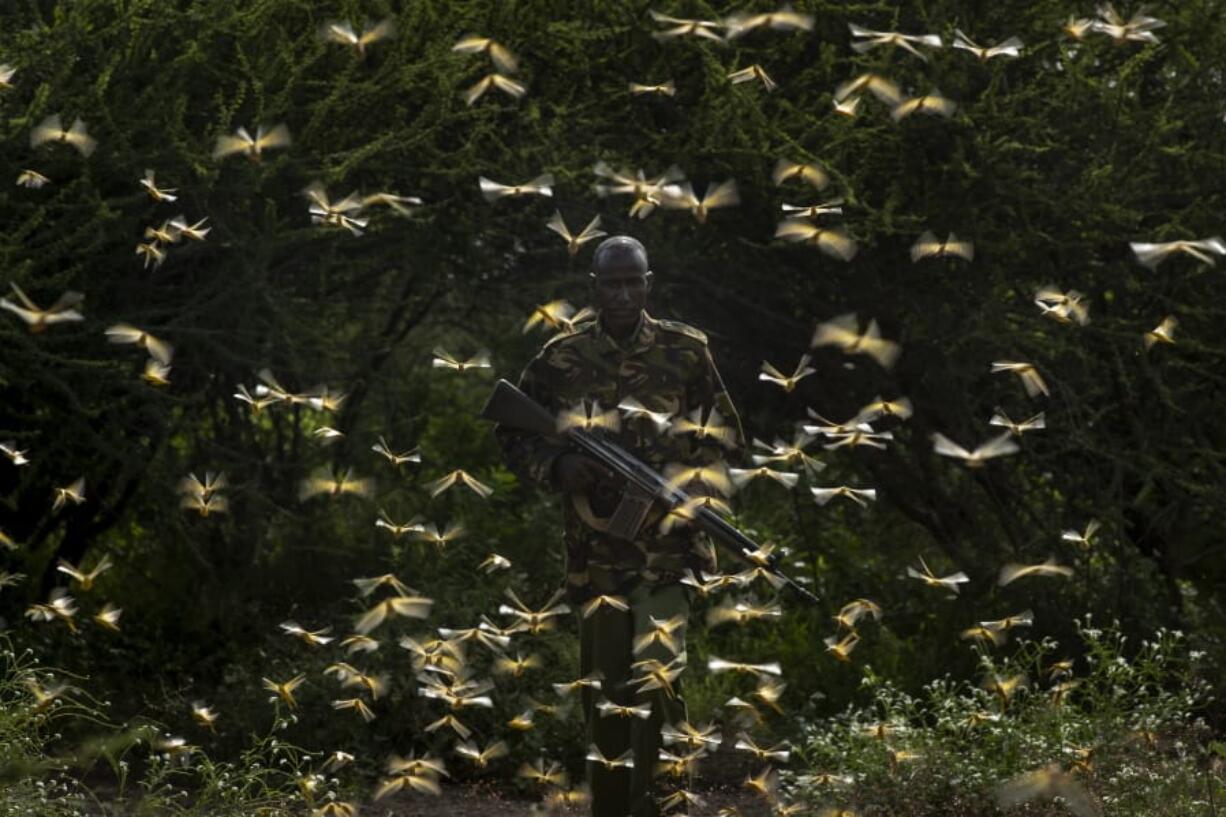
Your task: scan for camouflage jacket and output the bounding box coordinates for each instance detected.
[495,310,744,601]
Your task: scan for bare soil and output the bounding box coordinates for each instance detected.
[369,782,772,816]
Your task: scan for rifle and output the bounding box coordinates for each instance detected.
[480,378,820,606]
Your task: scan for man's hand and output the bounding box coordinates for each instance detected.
[551,452,617,497]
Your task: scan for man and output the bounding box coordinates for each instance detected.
[495,235,744,817]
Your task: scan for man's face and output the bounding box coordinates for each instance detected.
[591,266,652,332]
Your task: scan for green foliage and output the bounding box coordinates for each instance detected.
[790,622,1221,816]
[0,0,1224,811]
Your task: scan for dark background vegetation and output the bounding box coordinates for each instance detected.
[1,0,1223,788]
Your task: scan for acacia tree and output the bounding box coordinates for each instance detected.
[0,0,1223,742]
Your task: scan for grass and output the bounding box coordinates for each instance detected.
[1,619,1222,816]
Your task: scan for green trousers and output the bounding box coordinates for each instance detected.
[579,580,691,817]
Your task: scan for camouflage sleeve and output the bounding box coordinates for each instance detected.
[687,343,746,467]
[495,350,569,491]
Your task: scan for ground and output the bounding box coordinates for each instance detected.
[372,782,772,816]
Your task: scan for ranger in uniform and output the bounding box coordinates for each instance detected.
[495,236,744,817]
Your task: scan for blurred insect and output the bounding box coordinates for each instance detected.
[55,556,112,595]
[552,672,604,696]
[1093,3,1165,44]
[772,158,829,190]
[425,469,493,499]
[261,674,307,709]
[303,182,368,236]
[169,215,210,241]
[708,598,783,627]
[831,94,861,117]
[659,179,740,222]
[1034,286,1090,325]
[824,631,861,662]
[648,9,725,42]
[0,64,15,89]
[659,495,733,534]
[412,520,466,550]
[1061,520,1101,549]
[892,90,957,121]
[143,359,172,386]
[518,758,568,788]
[16,169,50,189]
[139,169,177,202]
[592,162,686,219]
[981,610,1034,634]
[991,361,1049,397]
[849,23,942,60]
[855,396,914,424]
[431,348,492,372]
[810,485,876,508]
[910,231,974,262]
[758,355,816,393]
[952,30,1024,60]
[1,441,29,467]
[212,124,290,161]
[781,199,844,221]
[629,80,676,96]
[52,477,87,512]
[989,408,1046,436]
[728,465,799,490]
[1063,15,1095,39]
[280,621,334,647]
[373,771,442,800]
[1130,237,1225,269]
[983,672,1030,708]
[190,702,218,732]
[463,72,527,105]
[834,598,882,630]
[707,657,782,678]
[727,64,776,92]
[580,594,630,619]
[323,18,395,57]
[105,323,174,366]
[135,242,167,270]
[811,313,900,368]
[960,626,1007,647]
[597,699,652,720]
[298,467,374,501]
[479,174,553,201]
[586,745,635,771]
[1,283,85,332]
[752,433,825,475]
[734,732,791,762]
[524,300,595,335]
[361,192,423,216]
[30,114,97,156]
[478,552,511,574]
[499,588,570,634]
[353,573,417,598]
[25,589,79,631]
[452,35,519,72]
[557,399,621,434]
[179,472,228,517]
[372,436,421,468]
[1143,315,1177,349]
[664,462,733,497]
[724,6,814,38]
[931,432,1019,467]
[670,406,738,448]
[774,221,858,261]
[906,555,969,593]
[354,593,433,634]
[835,73,902,107]
[546,211,607,256]
[492,652,543,678]
[998,557,1073,586]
